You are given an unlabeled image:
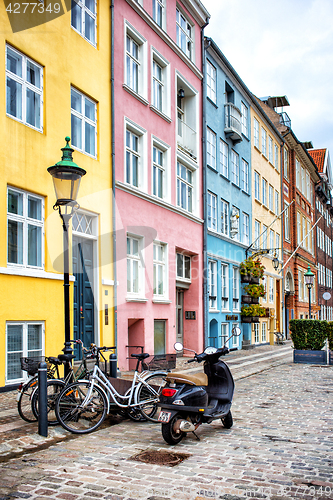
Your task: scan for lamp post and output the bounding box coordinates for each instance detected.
[304,265,315,319]
[48,137,86,376]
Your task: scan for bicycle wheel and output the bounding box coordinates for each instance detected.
[31,380,65,425]
[55,381,108,434]
[135,371,167,422]
[17,376,39,423]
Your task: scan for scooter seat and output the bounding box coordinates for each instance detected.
[166,371,208,386]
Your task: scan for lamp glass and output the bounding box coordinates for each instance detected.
[49,167,83,206]
[304,266,314,288]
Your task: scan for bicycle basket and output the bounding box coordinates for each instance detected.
[142,354,176,371]
[20,357,46,376]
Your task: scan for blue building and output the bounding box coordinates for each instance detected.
[203,38,253,350]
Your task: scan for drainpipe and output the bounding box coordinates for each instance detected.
[202,29,210,347]
[111,0,117,351]
[280,139,285,340]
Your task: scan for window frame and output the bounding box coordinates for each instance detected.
[262,178,267,207]
[232,266,240,311]
[127,234,144,298]
[221,198,229,236]
[176,253,191,282]
[207,191,217,231]
[6,45,43,132]
[219,139,228,178]
[71,0,97,47]
[177,160,194,213]
[151,48,170,118]
[221,263,229,311]
[253,117,259,149]
[207,127,216,170]
[261,127,267,157]
[125,119,147,191]
[153,241,167,299]
[242,212,249,245]
[231,150,239,186]
[71,87,97,158]
[241,102,248,136]
[206,60,216,103]
[241,159,249,193]
[254,171,260,201]
[176,7,194,60]
[152,0,165,29]
[124,23,148,102]
[208,260,217,310]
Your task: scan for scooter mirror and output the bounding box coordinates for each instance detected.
[174,342,184,351]
[231,326,241,337]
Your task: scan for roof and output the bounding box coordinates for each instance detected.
[308,149,326,173]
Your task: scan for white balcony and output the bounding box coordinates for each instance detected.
[224,102,242,143]
[177,119,197,160]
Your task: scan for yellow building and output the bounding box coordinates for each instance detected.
[250,100,283,345]
[0,3,114,388]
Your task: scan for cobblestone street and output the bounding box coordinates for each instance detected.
[0,358,332,500]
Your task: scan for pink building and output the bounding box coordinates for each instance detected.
[114,0,210,370]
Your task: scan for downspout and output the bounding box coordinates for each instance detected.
[280,140,285,339]
[111,0,117,351]
[202,29,210,347]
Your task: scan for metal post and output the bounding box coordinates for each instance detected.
[38,362,48,437]
[61,212,73,378]
[109,353,117,378]
[308,287,312,319]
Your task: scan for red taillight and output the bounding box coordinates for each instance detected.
[162,388,177,397]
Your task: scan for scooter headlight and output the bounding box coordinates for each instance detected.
[172,399,185,405]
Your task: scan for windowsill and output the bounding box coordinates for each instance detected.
[0,267,75,281]
[242,190,250,197]
[206,97,218,108]
[126,297,148,303]
[71,144,97,160]
[231,182,241,190]
[241,133,250,142]
[6,113,43,134]
[220,173,230,182]
[207,164,218,173]
[149,105,172,123]
[255,199,262,206]
[123,84,149,106]
[254,145,261,153]
[152,298,172,304]
[71,26,97,48]
[209,308,220,313]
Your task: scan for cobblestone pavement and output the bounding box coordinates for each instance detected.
[0,350,332,500]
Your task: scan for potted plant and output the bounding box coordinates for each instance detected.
[240,258,265,284]
[241,304,266,323]
[290,319,328,364]
[243,283,265,304]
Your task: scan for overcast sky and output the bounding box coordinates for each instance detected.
[203,0,333,157]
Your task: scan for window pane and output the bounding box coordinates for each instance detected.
[71,0,82,31]
[85,99,95,120]
[28,324,42,351]
[71,114,82,149]
[7,324,23,352]
[8,190,23,215]
[85,121,95,155]
[71,89,82,113]
[26,88,40,128]
[132,239,139,256]
[7,48,22,77]
[177,254,183,277]
[85,0,95,14]
[28,197,42,220]
[26,61,40,88]
[185,256,191,279]
[6,77,22,119]
[28,225,42,267]
[7,352,22,380]
[8,220,23,264]
[85,11,95,44]
[132,260,138,293]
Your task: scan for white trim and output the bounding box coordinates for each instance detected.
[0,267,75,281]
[102,278,115,286]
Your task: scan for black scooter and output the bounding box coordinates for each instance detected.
[158,328,241,444]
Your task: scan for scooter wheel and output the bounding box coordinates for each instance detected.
[221,410,233,429]
[161,414,185,445]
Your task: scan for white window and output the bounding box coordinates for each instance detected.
[151,50,170,117]
[152,59,163,111]
[206,60,216,103]
[221,323,228,346]
[231,150,239,186]
[153,0,165,28]
[221,199,229,236]
[270,230,274,256]
[269,136,273,163]
[153,242,167,298]
[176,8,193,59]
[152,145,165,198]
[71,0,96,46]
[221,264,229,310]
[284,201,290,240]
[275,191,279,215]
[262,224,268,250]
[262,178,267,206]
[261,127,267,157]
[71,87,97,158]
[254,323,259,343]
[297,212,301,244]
[241,159,249,193]
[275,233,280,260]
[125,24,147,100]
[254,220,260,249]
[207,128,216,169]
[296,158,301,190]
[231,323,239,347]
[269,277,274,303]
[284,148,289,179]
[208,261,217,310]
[7,187,44,269]
[275,144,279,171]
[261,322,267,343]
[241,102,248,136]
[6,322,44,383]
[299,270,304,301]
[176,253,191,281]
[177,161,193,213]
[269,184,274,211]
[254,118,259,149]
[242,212,249,245]
[232,267,239,311]
[220,140,228,178]
[6,45,43,131]
[208,192,217,231]
[254,171,260,200]
[125,120,146,190]
[127,236,143,296]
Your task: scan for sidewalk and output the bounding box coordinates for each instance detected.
[0,342,293,464]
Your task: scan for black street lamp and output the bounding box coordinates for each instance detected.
[272,253,280,272]
[48,137,86,376]
[304,265,315,319]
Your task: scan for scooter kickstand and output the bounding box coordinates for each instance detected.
[192,431,200,441]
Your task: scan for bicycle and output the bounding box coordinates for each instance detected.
[54,350,168,434]
[17,340,98,424]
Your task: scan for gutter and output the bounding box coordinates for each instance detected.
[111,0,117,351]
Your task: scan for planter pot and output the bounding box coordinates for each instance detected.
[241,274,252,283]
[251,297,259,304]
[241,295,252,304]
[293,349,327,364]
[249,276,260,284]
[241,316,252,323]
[251,316,260,323]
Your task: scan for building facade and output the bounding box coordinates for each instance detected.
[203,38,252,350]
[1,2,114,388]
[114,0,210,370]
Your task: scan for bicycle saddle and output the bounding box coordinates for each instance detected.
[131,353,150,360]
[58,354,76,362]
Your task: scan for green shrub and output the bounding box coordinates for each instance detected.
[327,322,333,350]
[289,319,328,350]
